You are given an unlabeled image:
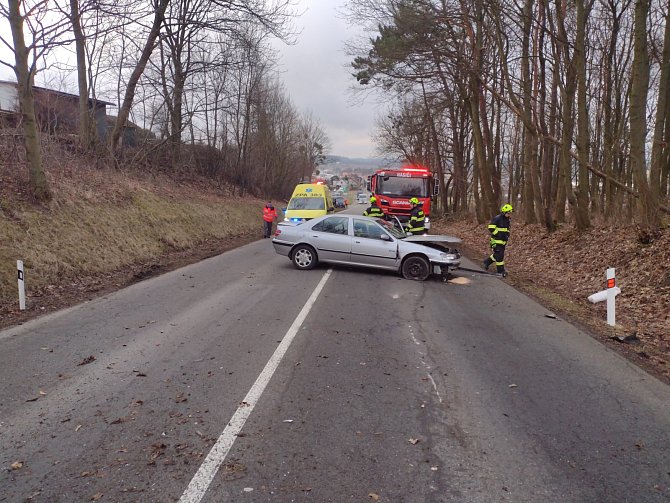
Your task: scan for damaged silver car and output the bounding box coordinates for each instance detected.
[271,214,461,281]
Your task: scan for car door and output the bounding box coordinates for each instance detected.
[350,218,399,270]
[308,216,352,263]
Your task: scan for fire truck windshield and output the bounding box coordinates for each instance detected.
[378,175,429,197]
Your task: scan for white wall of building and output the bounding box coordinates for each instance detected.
[0,82,18,112]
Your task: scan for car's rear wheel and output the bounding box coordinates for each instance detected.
[292,244,317,270]
[401,255,430,281]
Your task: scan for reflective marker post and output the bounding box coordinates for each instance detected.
[587,267,619,326]
[17,260,26,310]
[606,268,616,326]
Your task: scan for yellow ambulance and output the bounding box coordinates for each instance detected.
[283,183,334,222]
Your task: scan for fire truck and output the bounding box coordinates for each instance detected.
[367,165,439,229]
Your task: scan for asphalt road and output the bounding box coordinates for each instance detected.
[1,208,669,502]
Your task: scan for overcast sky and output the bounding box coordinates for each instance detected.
[272,0,380,159]
[0,0,381,158]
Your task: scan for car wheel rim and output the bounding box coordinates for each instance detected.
[407,259,427,279]
[295,249,312,267]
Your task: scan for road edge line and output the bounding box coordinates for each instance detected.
[178,268,333,503]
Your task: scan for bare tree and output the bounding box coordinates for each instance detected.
[1,0,71,200]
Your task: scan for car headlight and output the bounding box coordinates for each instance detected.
[440,252,458,261]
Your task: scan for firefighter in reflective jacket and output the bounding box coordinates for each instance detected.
[406,197,426,234]
[363,196,385,218]
[262,202,277,238]
[483,203,513,277]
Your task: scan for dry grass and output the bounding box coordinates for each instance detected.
[0,164,277,316]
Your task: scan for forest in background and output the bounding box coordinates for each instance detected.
[1,0,669,239]
[347,0,670,234]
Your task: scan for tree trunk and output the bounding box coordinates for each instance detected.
[629,0,655,228]
[574,0,591,230]
[70,0,93,148]
[520,0,537,223]
[650,0,670,213]
[109,0,170,152]
[8,0,51,201]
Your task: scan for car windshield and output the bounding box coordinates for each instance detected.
[287,197,325,210]
[377,218,407,239]
[377,175,429,197]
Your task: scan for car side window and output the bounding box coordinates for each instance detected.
[312,216,349,235]
[353,219,388,240]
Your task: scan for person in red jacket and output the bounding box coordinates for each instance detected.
[262,202,277,238]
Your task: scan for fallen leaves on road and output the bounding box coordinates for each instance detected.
[408,438,420,445]
[78,355,96,366]
[175,393,188,403]
[91,493,103,501]
[10,461,23,470]
[369,492,381,501]
[148,443,166,465]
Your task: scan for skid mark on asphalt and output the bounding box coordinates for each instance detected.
[408,323,443,403]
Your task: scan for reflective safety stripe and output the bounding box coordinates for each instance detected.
[492,227,508,235]
[491,239,506,245]
[364,207,384,217]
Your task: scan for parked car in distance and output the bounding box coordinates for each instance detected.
[334,195,347,208]
[356,192,368,204]
[272,214,461,281]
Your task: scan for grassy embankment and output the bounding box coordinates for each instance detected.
[0,170,273,318]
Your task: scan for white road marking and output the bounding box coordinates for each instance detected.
[178,269,333,503]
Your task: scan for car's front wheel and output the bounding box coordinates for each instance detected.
[292,244,317,270]
[401,255,430,281]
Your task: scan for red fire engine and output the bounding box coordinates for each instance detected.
[367,165,439,229]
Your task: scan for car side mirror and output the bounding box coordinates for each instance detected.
[380,233,391,241]
[329,207,334,212]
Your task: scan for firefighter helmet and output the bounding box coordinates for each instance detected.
[370,196,377,203]
[409,197,420,205]
[501,203,514,214]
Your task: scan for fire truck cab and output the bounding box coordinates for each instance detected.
[367,165,439,230]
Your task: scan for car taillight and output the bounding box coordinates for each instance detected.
[274,229,281,236]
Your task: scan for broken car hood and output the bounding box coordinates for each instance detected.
[402,234,462,245]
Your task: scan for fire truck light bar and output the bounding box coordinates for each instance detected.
[400,167,429,172]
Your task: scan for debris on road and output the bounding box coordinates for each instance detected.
[78,355,96,366]
[611,334,640,344]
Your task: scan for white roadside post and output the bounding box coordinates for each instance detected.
[606,268,616,326]
[587,267,620,326]
[17,260,26,310]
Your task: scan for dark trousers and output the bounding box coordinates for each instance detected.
[263,220,273,238]
[489,244,506,273]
